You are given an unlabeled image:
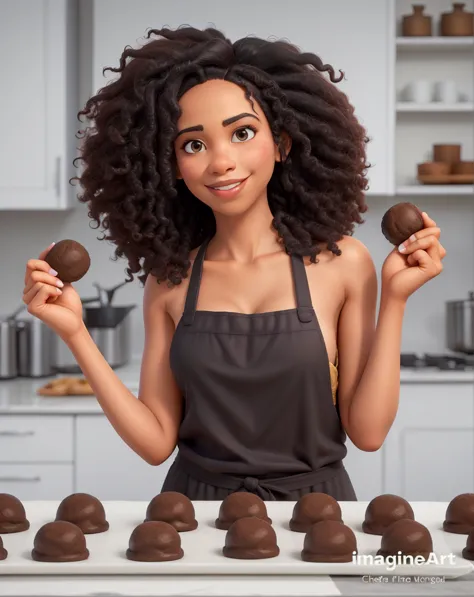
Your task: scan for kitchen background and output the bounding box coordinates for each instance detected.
[0,0,473,504]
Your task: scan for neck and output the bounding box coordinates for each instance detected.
[208,196,283,263]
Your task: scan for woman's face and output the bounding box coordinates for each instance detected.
[173,79,284,215]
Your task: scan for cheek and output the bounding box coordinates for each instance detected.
[246,137,277,171]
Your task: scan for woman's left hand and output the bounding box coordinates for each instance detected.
[381,211,446,303]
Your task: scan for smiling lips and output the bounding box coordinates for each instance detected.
[207,177,248,190]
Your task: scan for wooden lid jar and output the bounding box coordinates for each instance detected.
[433,144,461,163]
[402,5,433,36]
[440,3,474,36]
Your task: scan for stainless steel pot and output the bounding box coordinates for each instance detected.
[0,320,18,379]
[446,291,474,354]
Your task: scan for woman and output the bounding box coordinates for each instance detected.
[22,26,445,501]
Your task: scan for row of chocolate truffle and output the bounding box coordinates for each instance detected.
[2,491,474,536]
[4,512,473,563]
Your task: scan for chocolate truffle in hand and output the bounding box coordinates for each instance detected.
[0,536,7,560]
[362,494,414,535]
[443,493,474,534]
[377,519,433,560]
[381,202,424,246]
[290,492,342,533]
[55,493,109,534]
[31,521,89,562]
[45,239,90,283]
[216,492,272,530]
[462,528,474,561]
[126,521,184,562]
[223,516,279,559]
[0,493,30,533]
[301,519,357,563]
[145,492,198,532]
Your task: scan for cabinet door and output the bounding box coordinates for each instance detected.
[384,384,474,501]
[75,415,177,499]
[0,0,78,210]
[344,440,384,500]
[92,0,394,195]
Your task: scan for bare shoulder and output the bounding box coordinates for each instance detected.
[334,235,376,289]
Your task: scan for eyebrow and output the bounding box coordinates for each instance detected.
[176,112,260,138]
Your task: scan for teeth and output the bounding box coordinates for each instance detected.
[211,182,241,191]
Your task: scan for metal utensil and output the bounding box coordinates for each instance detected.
[93,281,128,306]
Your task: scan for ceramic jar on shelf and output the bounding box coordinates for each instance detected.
[440,3,474,36]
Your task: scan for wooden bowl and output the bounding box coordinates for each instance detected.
[452,161,474,175]
[417,162,452,176]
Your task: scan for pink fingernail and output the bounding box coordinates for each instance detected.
[48,268,58,276]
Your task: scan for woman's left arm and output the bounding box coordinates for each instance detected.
[336,212,446,452]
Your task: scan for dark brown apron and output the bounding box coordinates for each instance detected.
[162,237,357,501]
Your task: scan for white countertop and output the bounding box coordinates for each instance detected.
[0,359,473,415]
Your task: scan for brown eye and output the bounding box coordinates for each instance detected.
[232,126,256,142]
[183,140,204,154]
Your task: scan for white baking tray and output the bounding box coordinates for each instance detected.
[0,501,472,578]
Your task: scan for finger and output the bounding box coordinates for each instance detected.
[24,255,58,286]
[24,270,64,295]
[421,211,437,228]
[399,227,440,249]
[407,249,443,275]
[23,282,62,310]
[399,235,439,254]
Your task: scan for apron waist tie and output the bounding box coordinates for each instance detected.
[174,451,344,501]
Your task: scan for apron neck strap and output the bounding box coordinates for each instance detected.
[290,253,314,323]
[182,237,211,326]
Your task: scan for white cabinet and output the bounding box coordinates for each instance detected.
[75,416,177,500]
[0,0,79,210]
[0,464,73,500]
[383,383,474,501]
[0,415,74,499]
[91,0,394,195]
[344,440,384,500]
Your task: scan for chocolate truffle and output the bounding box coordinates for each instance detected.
[45,239,90,283]
[126,521,183,562]
[55,493,109,534]
[301,519,357,563]
[0,493,30,533]
[381,202,424,246]
[362,494,415,535]
[216,492,272,530]
[462,528,474,561]
[223,516,279,559]
[377,519,433,560]
[145,492,197,532]
[31,521,89,562]
[290,493,342,533]
[301,520,357,563]
[0,536,7,560]
[443,493,474,534]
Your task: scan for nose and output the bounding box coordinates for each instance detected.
[207,146,236,176]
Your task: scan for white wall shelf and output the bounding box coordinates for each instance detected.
[396,103,474,112]
[397,185,474,196]
[396,37,474,51]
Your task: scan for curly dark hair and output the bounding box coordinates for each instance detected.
[74,26,370,287]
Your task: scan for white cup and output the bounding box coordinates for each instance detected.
[434,80,458,104]
[404,80,433,103]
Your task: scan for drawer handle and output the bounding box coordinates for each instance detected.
[0,476,41,482]
[0,431,35,437]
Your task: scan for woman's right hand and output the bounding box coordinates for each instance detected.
[23,243,85,340]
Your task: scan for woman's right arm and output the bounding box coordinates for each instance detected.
[65,274,183,466]
[23,244,182,466]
